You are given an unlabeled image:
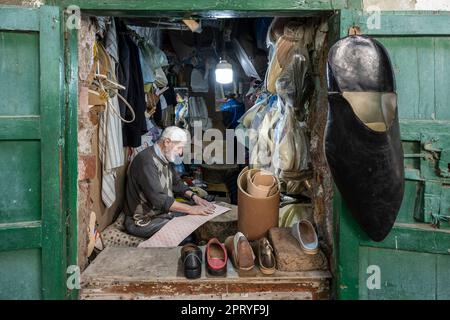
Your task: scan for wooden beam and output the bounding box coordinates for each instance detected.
[340,10,450,36]
[54,0,349,15]
[63,22,80,301]
[39,5,66,300]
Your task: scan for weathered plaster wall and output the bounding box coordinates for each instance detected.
[363,0,450,10]
[0,0,43,6]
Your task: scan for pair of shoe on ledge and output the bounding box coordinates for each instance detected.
[291,219,319,255]
[225,232,276,275]
[181,239,228,279]
[205,238,227,276]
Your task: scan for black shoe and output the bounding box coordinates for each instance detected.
[326,35,404,242]
[179,232,197,246]
[181,243,202,279]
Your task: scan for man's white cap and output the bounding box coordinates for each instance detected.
[159,126,188,143]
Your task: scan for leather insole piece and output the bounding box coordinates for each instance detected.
[342,91,397,132]
[209,245,224,259]
[208,244,225,268]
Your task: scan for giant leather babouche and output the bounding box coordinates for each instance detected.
[325,35,404,242]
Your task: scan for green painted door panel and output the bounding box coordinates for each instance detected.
[0,249,42,299]
[335,11,450,300]
[0,6,66,299]
[0,32,40,116]
[0,141,41,224]
[434,38,450,121]
[377,37,436,120]
[372,36,450,121]
[359,247,437,300]
[437,255,450,299]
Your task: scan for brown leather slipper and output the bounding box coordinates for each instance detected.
[225,232,255,271]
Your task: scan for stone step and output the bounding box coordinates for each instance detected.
[81,246,331,300]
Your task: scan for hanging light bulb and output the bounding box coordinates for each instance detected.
[215,59,233,84]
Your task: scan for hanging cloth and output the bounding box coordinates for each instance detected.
[95,42,124,207]
[116,19,148,147]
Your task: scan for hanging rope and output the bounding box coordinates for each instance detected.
[90,41,136,124]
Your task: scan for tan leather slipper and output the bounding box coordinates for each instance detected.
[225,232,255,271]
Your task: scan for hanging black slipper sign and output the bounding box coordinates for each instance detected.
[325,35,404,242]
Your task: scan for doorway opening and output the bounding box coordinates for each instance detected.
[75,11,335,299]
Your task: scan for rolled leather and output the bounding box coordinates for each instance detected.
[325,35,404,242]
[247,169,277,198]
[237,167,280,241]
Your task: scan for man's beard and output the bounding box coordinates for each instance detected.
[165,151,178,163]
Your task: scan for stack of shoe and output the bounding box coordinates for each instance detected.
[237,167,280,241]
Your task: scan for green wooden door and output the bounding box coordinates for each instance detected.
[0,5,67,299]
[334,10,450,300]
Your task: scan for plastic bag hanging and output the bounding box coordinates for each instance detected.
[270,52,312,194]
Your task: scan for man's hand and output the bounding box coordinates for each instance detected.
[193,195,215,209]
[189,205,215,216]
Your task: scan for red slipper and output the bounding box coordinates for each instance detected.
[205,238,227,276]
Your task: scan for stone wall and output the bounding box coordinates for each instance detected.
[77,17,97,271]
